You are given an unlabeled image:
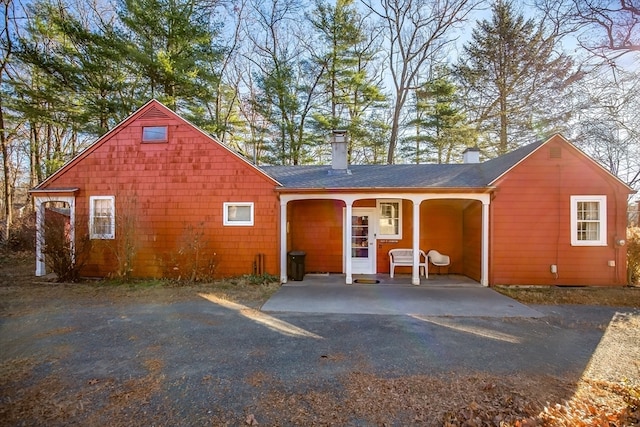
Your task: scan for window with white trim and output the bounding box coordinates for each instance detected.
[89,196,115,239]
[142,126,168,143]
[377,199,402,239]
[570,195,607,246]
[223,202,254,226]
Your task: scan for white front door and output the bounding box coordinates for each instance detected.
[349,208,376,274]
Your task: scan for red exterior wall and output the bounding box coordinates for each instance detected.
[289,199,345,273]
[462,201,482,282]
[38,101,280,278]
[490,135,630,286]
[421,200,464,275]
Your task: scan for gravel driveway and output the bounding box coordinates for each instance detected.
[1,294,638,425]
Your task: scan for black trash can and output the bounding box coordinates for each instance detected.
[288,251,306,281]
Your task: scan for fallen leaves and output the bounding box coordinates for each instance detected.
[2,356,639,426]
[237,371,640,426]
[245,413,258,425]
[539,379,640,427]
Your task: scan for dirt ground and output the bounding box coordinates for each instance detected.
[1,250,639,426]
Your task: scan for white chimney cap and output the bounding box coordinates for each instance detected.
[462,147,481,164]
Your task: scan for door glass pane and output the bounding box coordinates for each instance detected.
[352,215,368,258]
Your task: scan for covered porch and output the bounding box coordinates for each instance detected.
[278,191,491,287]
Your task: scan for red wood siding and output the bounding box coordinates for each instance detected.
[462,201,482,281]
[421,200,464,275]
[289,199,345,273]
[490,135,629,286]
[40,102,280,278]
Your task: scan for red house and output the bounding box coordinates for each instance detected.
[31,100,635,286]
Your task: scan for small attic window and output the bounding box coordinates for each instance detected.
[142,126,168,143]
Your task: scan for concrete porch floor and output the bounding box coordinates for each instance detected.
[297,273,483,287]
[262,274,543,317]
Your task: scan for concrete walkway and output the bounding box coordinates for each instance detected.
[262,274,543,317]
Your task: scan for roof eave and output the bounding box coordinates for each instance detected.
[274,186,494,194]
[29,187,80,195]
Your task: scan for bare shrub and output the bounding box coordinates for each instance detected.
[164,222,217,282]
[5,212,36,251]
[95,199,139,280]
[40,211,91,282]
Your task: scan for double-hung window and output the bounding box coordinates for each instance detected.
[90,196,115,239]
[570,195,606,246]
[377,199,402,239]
[223,202,254,226]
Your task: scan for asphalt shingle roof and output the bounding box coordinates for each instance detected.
[260,140,545,189]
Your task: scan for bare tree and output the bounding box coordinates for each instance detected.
[245,0,324,165]
[572,67,640,192]
[361,0,479,163]
[535,0,640,61]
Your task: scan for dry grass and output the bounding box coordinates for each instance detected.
[0,250,280,316]
[495,285,640,307]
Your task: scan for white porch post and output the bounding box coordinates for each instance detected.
[345,201,353,285]
[481,201,490,287]
[412,200,421,285]
[280,198,289,284]
[35,198,46,276]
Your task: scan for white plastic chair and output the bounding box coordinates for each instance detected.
[427,249,450,274]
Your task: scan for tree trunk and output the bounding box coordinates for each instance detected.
[499,93,508,155]
[387,95,404,164]
[0,102,12,243]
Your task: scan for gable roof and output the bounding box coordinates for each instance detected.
[33,99,280,190]
[261,139,545,190]
[486,134,635,192]
[261,164,483,189]
[262,135,635,193]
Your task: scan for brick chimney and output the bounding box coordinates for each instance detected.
[330,130,351,175]
[462,147,480,164]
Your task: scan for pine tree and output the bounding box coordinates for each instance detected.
[403,71,476,164]
[456,0,577,155]
[117,0,223,115]
[12,0,130,186]
[308,0,387,163]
